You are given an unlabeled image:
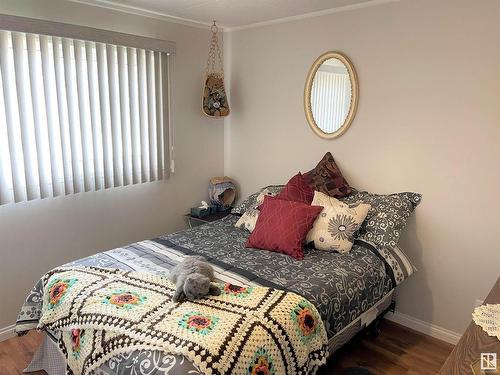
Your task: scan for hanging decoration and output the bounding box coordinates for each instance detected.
[203,21,230,118]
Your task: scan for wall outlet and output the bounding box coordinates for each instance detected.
[475,299,484,308]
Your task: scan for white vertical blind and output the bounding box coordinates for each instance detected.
[127,47,141,185]
[52,36,73,195]
[0,30,172,205]
[137,49,150,183]
[85,40,104,191]
[40,35,65,197]
[146,51,157,182]
[12,31,40,201]
[95,42,113,189]
[0,32,26,203]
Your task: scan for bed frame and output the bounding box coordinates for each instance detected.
[328,289,395,355]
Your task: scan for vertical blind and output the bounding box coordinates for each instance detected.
[311,71,351,133]
[0,30,172,205]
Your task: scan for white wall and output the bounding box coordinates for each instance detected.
[0,0,224,330]
[225,0,500,336]
[1,0,499,342]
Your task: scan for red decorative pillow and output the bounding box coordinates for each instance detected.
[275,173,314,204]
[246,196,323,259]
[303,152,352,198]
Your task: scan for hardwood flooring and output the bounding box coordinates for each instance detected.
[0,320,453,375]
[322,320,454,374]
[0,330,45,375]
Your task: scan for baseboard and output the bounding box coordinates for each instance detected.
[385,311,461,345]
[0,324,15,342]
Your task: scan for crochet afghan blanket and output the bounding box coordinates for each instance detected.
[38,267,328,375]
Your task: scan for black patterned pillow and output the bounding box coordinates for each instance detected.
[383,243,416,285]
[231,185,284,215]
[340,189,422,248]
[234,189,278,232]
[357,239,416,285]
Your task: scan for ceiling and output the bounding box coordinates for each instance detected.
[70,0,386,29]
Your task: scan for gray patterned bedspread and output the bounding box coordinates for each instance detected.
[17,215,393,375]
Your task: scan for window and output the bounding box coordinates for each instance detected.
[0,26,173,205]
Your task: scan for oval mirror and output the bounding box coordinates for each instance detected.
[304,52,359,138]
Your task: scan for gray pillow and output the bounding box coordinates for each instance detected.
[383,243,416,285]
[231,185,284,215]
[340,189,422,248]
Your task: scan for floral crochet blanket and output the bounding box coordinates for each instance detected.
[38,266,328,375]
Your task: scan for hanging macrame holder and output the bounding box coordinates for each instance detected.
[202,22,230,118]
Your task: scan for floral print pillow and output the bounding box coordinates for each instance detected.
[231,185,283,215]
[306,191,371,254]
[340,189,422,248]
[234,189,277,232]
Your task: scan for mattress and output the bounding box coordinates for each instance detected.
[17,214,394,374]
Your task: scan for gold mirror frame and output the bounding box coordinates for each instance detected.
[304,51,359,139]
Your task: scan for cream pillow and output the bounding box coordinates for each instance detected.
[306,191,371,253]
[234,189,276,232]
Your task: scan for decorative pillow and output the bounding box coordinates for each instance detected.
[358,240,416,286]
[303,152,352,198]
[383,243,416,285]
[306,191,371,253]
[231,185,283,215]
[340,189,422,248]
[246,196,323,260]
[275,173,314,204]
[234,189,277,232]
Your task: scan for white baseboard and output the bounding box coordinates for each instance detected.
[385,311,461,345]
[0,324,16,342]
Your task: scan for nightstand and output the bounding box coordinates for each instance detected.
[185,211,231,229]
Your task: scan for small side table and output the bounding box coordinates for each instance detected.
[185,211,231,229]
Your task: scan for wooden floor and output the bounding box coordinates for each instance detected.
[0,320,453,375]
[322,320,454,374]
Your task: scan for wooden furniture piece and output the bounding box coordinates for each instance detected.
[185,211,230,228]
[439,276,500,374]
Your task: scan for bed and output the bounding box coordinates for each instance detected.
[16,214,397,375]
